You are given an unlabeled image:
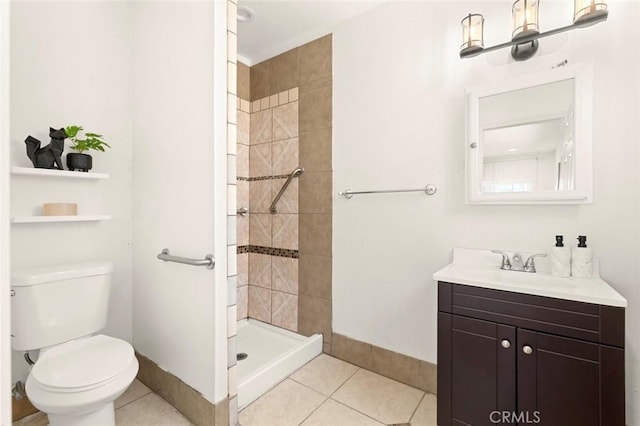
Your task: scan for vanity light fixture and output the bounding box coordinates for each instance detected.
[460,0,608,61]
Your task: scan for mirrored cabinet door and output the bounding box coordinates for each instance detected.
[465,63,593,205]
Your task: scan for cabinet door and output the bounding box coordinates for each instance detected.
[517,329,625,426]
[438,313,516,426]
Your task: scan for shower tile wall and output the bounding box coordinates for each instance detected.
[248,88,299,331]
[237,34,333,351]
[294,35,333,354]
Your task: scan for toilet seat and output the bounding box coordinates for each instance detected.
[31,335,135,393]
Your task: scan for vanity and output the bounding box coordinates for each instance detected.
[434,248,626,426]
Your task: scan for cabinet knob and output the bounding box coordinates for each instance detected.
[522,345,533,355]
[501,339,511,349]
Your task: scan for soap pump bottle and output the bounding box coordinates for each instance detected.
[550,235,570,277]
[571,235,593,278]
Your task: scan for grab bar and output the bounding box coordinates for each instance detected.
[157,248,215,270]
[270,166,304,213]
[339,184,437,199]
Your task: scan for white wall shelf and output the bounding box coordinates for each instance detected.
[11,215,111,224]
[11,166,110,180]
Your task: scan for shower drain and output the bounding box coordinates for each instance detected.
[237,352,248,361]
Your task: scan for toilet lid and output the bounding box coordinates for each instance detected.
[31,335,134,390]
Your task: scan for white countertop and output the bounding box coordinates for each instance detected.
[433,248,627,308]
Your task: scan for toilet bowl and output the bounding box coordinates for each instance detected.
[25,335,138,426]
[11,262,139,426]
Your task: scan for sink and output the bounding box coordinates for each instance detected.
[448,265,578,289]
[433,248,627,308]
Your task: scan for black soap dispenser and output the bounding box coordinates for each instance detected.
[551,235,570,277]
[571,235,593,278]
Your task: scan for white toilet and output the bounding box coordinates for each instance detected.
[11,262,139,426]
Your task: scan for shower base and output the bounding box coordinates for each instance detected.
[237,318,322,409]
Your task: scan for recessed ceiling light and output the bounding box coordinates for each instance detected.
[508,148,518,152]
[237,6,255,23]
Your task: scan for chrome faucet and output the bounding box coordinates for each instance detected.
[511,253,525,271]
[492,250,512,270]
[491,250,547,273]
[523,253,547,273]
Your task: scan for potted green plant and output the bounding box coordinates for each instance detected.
[64,125,111,172]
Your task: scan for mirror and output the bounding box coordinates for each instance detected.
[465,63,593,204]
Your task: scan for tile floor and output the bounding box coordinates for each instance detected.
[239,354,436,426]
[114,381,192,425]
[14,379,192,426]
[15,354,436,426]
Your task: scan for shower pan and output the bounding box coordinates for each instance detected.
[236,319,322,408]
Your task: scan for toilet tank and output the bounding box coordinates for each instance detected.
[11,262,113,351]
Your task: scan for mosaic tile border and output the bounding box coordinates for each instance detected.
[237,174,292,182]
[237,245,299,259]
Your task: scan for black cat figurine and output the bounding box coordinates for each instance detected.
[25,127,67,170]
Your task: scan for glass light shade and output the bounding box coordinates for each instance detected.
[574,0,608,24]
[460,14,485,53]
[512,0,540,40]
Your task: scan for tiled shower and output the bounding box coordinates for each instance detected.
[237,86,301,331]
[235,34,334,352]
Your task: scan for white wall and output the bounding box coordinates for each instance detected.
[9,1,133,385]
[333,1,640,423]
[7,0,227,407]
[131,1,224,403]
[1,1,11,423]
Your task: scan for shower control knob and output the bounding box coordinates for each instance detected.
[522,345,533,355]
[501,339,511,349]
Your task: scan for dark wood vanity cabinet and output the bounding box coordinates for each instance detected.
[437,282,625,426]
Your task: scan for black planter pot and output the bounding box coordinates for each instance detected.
[67,153,92,172]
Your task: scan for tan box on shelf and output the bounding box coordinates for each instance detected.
[43,203,78,216]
